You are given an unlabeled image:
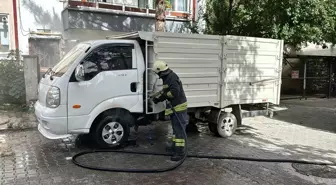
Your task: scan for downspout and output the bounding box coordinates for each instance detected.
[192,0,196,22]
[12,0,19,50]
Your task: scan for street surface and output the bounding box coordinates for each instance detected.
[1,98,336,185]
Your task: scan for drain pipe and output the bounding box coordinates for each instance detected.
[12,0,19,50]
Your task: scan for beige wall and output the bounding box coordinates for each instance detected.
[0,0,16,50]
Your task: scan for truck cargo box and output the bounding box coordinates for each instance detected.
[110,32,284,113]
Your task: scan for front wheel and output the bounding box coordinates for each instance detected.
[93,110,132,148]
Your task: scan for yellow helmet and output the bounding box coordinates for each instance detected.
[152,60,168,74]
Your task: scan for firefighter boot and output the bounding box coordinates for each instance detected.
[166,142,175,153]
[170,146,185,161]
[166,136,175,153]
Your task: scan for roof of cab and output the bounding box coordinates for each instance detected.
[106,31,155,41]
[81,39,137,47]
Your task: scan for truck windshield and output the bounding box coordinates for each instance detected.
[52,43,90,77]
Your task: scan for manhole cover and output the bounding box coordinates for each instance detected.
[292,163,336,178]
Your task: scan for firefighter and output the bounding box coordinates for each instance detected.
[152,60,188,161]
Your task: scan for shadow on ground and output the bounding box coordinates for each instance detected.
[272,98,336,133]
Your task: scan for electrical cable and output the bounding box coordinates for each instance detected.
[72,105,335,173]
[17,0,30,36]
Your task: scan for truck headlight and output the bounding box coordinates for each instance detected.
[46,86,60,108]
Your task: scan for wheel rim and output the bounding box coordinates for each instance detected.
[101,122,124,145]
[219,117,234,136]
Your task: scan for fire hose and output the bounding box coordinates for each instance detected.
[72,104,335,173]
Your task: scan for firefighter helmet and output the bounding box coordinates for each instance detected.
[152,60,169,74]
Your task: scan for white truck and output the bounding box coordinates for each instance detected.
[35,31,284,148]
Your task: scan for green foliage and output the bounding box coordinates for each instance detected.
[186,22,201,34]
[0,53,26,105]
[203,0,336,48]
[184,0,206,34]
[165,0,172,8]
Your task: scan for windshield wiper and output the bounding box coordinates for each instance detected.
[42,68,56,80]
[49,69,55,81]
[42,68,52,78]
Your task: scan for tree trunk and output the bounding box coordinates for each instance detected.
[155,0,166,32]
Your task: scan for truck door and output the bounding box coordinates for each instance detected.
[67,43,141,131]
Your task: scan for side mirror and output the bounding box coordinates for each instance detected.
[75,64,85,81]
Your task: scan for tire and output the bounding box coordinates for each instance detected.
[216,112,237,138]
[208,122,219,136]
[92,110,132,148]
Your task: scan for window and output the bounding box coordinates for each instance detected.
[169,0,189,12]
[138,0,188,11]
[174,0,188,12]
[101,0,137,7]
[82,44,134,81]
[138,0,154,9]
[0,14,9,52]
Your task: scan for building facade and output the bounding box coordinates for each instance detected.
[18,0,63,54]
[61,0,198,49]
[2,0,202,56]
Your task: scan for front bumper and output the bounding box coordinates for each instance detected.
[38,124,71,140]
[35,101,71,139]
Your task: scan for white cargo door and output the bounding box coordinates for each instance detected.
[222,36,283,106]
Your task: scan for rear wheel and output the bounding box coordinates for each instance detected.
[216,112,237,137]
[92,110,132,148]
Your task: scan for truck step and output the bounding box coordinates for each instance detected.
[269,106,288,112]
[240,105,287,119]
[241,110,268,118]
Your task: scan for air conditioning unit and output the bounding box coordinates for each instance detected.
[1,16,8,23]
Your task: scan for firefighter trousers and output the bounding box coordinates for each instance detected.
[170,111,188,153]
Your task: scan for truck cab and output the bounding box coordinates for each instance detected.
[35,39,155,147]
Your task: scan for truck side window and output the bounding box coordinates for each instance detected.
[100,46,133,71]
[82,51,100,81]
[82,44,133,81]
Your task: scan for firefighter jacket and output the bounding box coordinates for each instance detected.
[155,69,188,115]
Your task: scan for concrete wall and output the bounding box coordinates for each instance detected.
[18,0,63,54]
[23,55,39,103]
[28,35,62,68]
[0,0,15,51]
